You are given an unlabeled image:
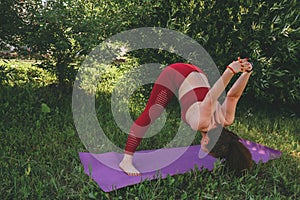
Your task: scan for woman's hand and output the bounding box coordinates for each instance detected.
[227,57,253,74]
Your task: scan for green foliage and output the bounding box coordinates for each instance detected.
[144,0,300,105]
[15,0,157,86]
[104,0,300,105]
[0,59,55,87]
[41,103,51,114]
[1,0,299,104]
[0,0,24,47]
[21,0,96,85]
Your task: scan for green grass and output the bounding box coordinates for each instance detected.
[0,59,299,199]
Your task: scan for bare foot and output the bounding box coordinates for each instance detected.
[119,154,141,176]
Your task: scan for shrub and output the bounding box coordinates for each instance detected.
[127,0,300,106]
[3,0,299,106]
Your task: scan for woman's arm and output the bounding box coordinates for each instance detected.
[196,58,251,132]
[222,63,253,126]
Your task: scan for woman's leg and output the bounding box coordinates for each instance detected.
[120,84,174,176]
[124,85,174,154]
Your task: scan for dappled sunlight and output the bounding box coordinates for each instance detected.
[290,150,300,161]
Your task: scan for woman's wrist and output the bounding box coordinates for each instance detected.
[226,65,237,75]
[227,57,253,74]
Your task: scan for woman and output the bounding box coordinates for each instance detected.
[119,57,253,176]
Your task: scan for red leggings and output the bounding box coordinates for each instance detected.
[124,63,207,154]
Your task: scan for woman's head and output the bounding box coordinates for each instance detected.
[201,125,253,175]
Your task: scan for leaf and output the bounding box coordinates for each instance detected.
[25,164,31,176]
[88,192,96,199]
[41,103,51,113]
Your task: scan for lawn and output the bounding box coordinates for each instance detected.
[0,59,299,199]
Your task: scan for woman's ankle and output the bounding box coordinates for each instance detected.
[122,153,133,162]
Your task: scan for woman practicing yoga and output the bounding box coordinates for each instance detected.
[119,57,253,176]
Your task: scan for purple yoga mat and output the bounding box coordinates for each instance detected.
[79,139,281,192]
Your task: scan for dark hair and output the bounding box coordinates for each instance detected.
[206,125,253,176]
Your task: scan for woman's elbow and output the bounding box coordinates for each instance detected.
[189,119,210,132]
[224,116,234,127]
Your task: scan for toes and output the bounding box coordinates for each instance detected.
[135,172,141,176]
[133,172,141,176]
[127,172,141,176]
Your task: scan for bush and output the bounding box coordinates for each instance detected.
[127,0,300,106]
[0,60,55,87]
[3,0,299,106]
